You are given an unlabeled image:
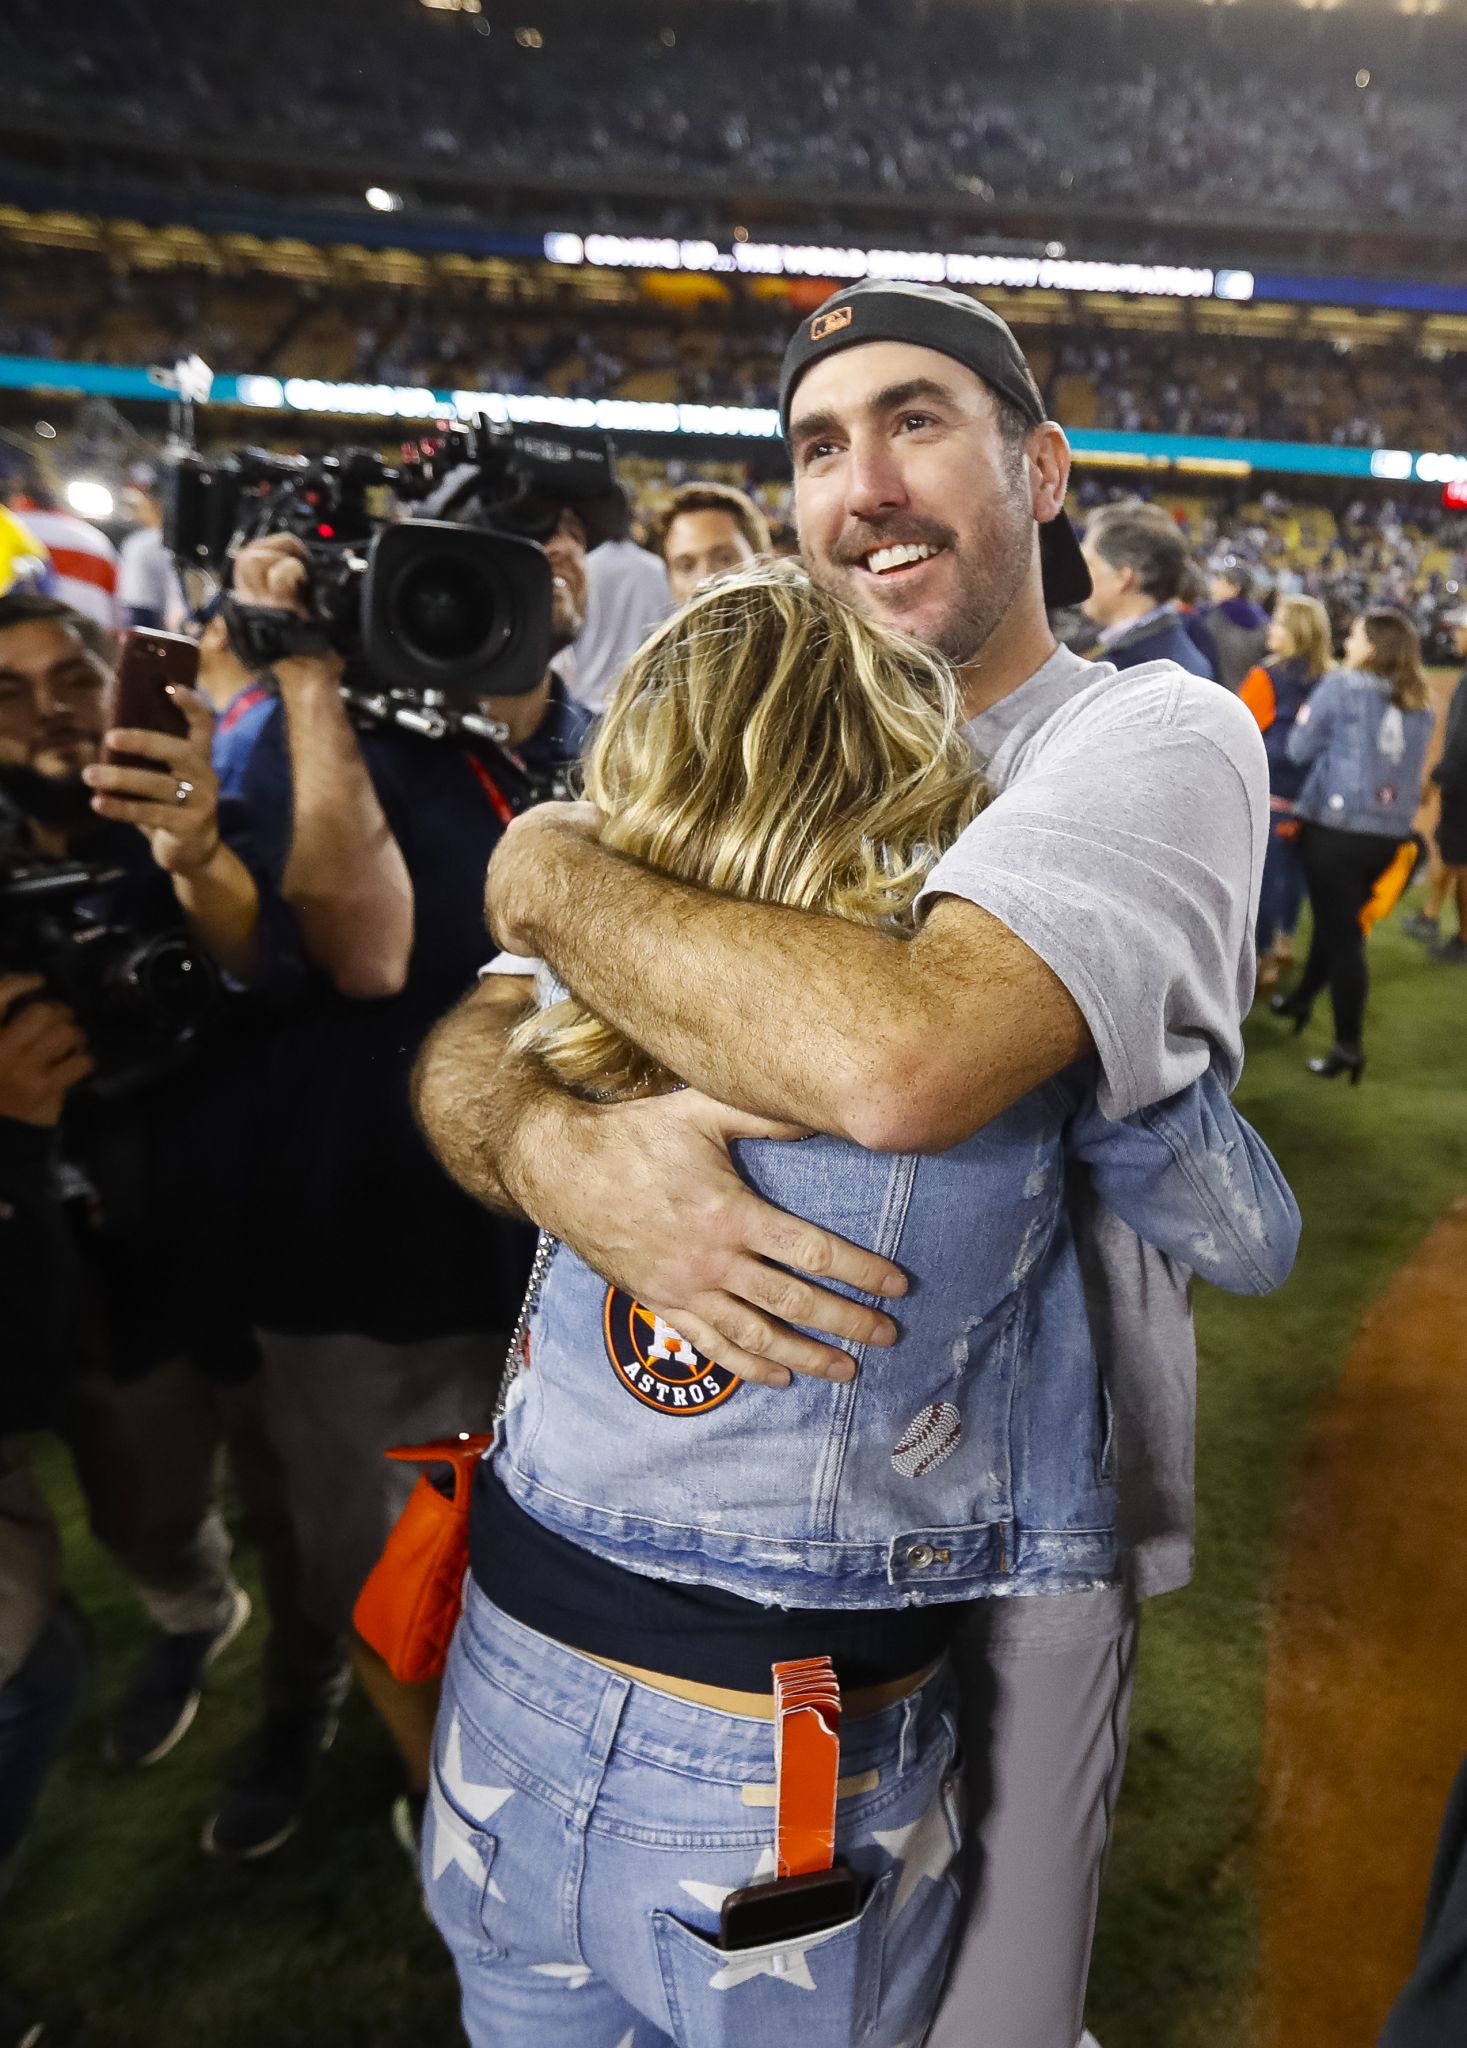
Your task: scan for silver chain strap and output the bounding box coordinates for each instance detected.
[493,1231,560,1427]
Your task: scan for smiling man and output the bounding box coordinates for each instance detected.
[415,281,1269,2047]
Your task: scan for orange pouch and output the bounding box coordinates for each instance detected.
[352,1435,493,1683]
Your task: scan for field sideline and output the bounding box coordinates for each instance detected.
[6,901,1466,2046]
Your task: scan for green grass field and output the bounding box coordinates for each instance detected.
[6,902,1466,2046]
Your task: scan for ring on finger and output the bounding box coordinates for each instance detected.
[174,779,194,806]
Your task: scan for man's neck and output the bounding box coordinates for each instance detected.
[481,669,553,748]
[956,594,1060,722]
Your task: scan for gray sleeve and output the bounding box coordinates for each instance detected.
[916,693,1266,1119]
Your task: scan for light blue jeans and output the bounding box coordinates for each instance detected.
[425,1581,964,2047]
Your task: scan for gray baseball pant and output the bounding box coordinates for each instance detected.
[924,1601,1139,2048]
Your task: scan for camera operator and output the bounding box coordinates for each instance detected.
[0,591,349,1860]
[0,968,92,2048]
[218,491,592,1847]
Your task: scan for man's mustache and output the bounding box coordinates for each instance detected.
[33,723,96,753]
[829,517,958,569]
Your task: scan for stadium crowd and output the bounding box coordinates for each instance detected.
[1,0,1463,226]
[4,239,1467,476]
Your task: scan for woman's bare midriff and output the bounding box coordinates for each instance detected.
[580,1650,939,1721]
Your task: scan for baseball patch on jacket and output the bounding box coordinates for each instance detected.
[892,1401,963,1478]
[603,1289,740,1416]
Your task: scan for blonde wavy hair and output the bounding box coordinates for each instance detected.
[1273,594,1333,681]
[512,561,987,1100]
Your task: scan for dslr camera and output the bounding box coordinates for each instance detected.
[166,420,622,728]
[0,857,217,1099]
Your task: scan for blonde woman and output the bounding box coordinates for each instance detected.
[424,564,1299,2048]
[1274,606,1435,1080]
[1239,594,1333,992]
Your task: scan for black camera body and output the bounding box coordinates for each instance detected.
[0,860,218,1100]
[166,421,622,712]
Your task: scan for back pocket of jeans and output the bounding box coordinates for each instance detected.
[651,1867,892,2048]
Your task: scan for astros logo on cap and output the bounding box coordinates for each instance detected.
[603,1288,740,1415]
[810,305,854,342]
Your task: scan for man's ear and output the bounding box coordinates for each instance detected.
[1026,423,1071,525]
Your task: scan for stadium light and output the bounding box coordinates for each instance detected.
[66,479,114,520]
[365,188,404,213]
[544,232,1240,302]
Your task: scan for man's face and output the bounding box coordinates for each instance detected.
[544,510,589,656]
[1210,572,1242,605]
[1079,538,1134,627]
[663,507,758,605]
[0,618,107,779]
[788,341,1035,666]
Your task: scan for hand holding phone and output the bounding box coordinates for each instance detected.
[104,629,196,773]
[86,631,222,877]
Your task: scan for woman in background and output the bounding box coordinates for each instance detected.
[1240,594,1334,994]
[1273,606,1435,1081]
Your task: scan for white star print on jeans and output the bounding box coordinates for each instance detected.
[424,1582,966,2047]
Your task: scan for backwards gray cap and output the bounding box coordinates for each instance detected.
[779,280,1090,608]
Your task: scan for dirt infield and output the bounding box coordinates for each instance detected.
[1254,1196,1467,2046]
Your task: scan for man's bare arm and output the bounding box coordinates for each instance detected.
[412,974,544,1217]
[234,534,413,1000]
[276,658,414,1000]
[487,810,1089,1152]
[412,974,910,1388]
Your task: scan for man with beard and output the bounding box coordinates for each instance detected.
[413,283,1269,2046]
[212,508,592,1857]
[0,591,339,1877]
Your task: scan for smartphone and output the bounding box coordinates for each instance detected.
[718,1864,862,1951]
[105,629,197,772]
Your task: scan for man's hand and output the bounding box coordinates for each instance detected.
[84,685,225,876]
[0,974,93,1126]
[485,799,603,956]
[231,532,344,694]
[509,1085,908,1389]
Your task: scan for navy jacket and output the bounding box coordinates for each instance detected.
[1100,611,1216,682]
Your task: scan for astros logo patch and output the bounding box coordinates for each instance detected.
[603,1289,740,1416]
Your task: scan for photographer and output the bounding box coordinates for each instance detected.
[0,969,92,2048]
[215,467,595,1847]
[0,591,346,1859]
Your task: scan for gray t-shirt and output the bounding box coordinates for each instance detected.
[566,538,673,713]
[916,643,1268,1640]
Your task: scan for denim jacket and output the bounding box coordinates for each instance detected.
[493,1063,1298,1610]
[1288,668,1434,840]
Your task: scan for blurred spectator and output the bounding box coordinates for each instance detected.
[1078,500,1216,678]
[1188,558,1271,693]
[1402,605,1467,962]
[1274,607,1435,1080]
[652,481,772,604]
[117,467,182,631]
[184,602,276,801]
[1239,594,1334,992]
[562,491,671,714]
[3,460,120,632]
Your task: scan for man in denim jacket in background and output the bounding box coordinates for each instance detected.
[416,283,1270,2048]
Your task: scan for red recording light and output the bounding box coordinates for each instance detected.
[317,522,336,538]
[1443,481,1467,511]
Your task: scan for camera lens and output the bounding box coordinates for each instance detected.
[396,557,498,664]
[118,936,217,1027]
[366,522,550,699]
